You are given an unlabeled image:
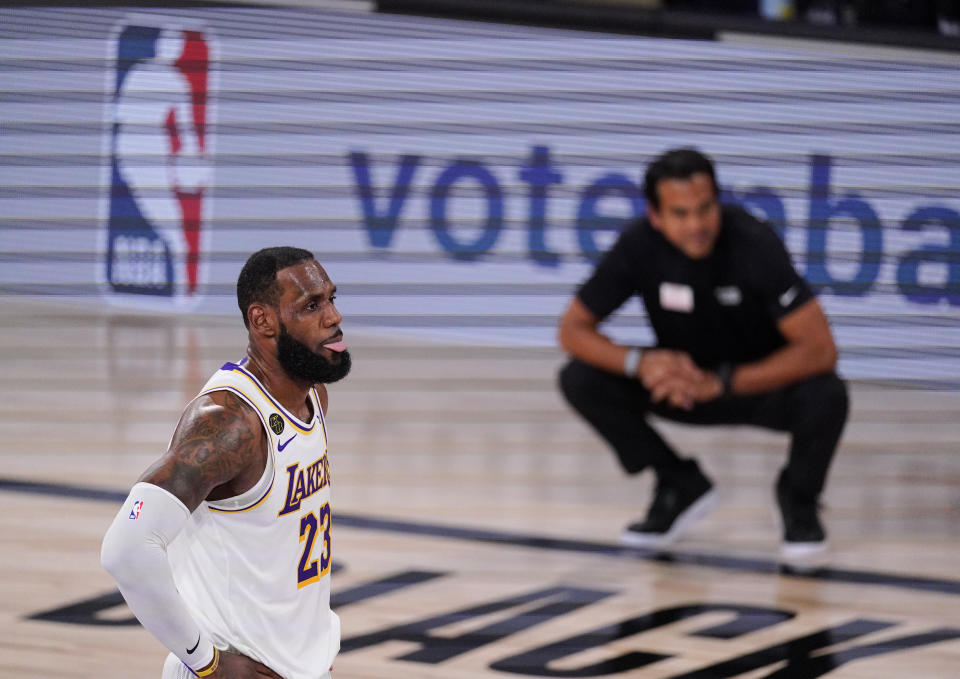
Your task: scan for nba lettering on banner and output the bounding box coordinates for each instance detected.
[105,23,214,304]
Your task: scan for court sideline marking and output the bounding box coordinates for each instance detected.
[2,475,958,596]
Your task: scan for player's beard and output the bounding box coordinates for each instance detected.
[277,322,351,384]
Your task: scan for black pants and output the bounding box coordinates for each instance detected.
[558,359,849,501]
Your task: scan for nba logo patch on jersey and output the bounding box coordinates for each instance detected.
[129,500,144,519]
[103,22,215,305]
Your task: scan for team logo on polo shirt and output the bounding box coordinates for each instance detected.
[715,286,742,306]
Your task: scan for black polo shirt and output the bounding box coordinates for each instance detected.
[577,205,814,368]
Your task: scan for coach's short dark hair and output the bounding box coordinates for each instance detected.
[643,148,718,210]
[237,246,314,327]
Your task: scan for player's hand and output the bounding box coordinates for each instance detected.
[209,650,283,679]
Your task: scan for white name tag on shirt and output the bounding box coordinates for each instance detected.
[659,282,694,313]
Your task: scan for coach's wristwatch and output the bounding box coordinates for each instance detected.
[715,362,734,396]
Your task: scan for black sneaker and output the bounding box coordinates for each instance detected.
[776,472,827,563]
[621,462,716,549]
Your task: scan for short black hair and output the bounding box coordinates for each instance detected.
[643,148,718,210]
[237,246,315,328]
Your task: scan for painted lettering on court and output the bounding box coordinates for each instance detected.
[667,619,925,679]
[330,570,447,609]
[340,586,615,663]
[338,588,960,677]
[26,566,439,626]
[26,590,135,626]
[490,603,797,676]
[29,585,960,676]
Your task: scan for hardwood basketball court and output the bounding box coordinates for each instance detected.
[2,299,959,678]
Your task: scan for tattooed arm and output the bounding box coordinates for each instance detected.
[101,390,272,677]
[139,390,268,511]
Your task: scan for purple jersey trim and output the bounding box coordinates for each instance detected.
[312,387,328,441]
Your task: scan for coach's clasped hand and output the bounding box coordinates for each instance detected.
[638,349,724,410]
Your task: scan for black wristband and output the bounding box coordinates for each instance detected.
[715,362,734,396]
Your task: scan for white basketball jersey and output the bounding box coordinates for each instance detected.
[167,357,339,679]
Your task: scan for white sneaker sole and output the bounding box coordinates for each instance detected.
[773,507,829,567]
[620,488,718,549]
[780,540,829,568]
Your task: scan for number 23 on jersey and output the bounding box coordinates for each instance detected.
[297,502,331,588]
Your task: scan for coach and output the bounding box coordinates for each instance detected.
[558,148,848,561]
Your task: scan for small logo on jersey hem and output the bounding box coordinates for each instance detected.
[269,413,285,435]
[278,434,297,452]
[186,634,200,654]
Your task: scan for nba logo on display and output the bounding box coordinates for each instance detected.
[104,23,214,304]
[129,500,144,519]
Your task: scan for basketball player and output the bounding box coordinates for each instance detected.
[101,247,350,678]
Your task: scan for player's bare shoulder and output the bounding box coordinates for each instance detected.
[139,390,268,511]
